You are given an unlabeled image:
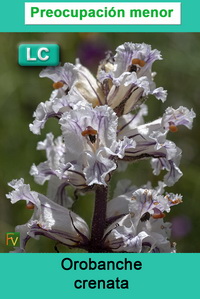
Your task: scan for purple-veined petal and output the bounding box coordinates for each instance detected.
[6,180,89,251]
[114,42,162,78]
[162,106,196,130]
[59,104,131,187]
[6,179,40,206]
[104,214,148,252]
[151,147,183,186]
[151,87,167,102]
[30,133,65,185]
[84,148,116,186]
[40,63,78,89]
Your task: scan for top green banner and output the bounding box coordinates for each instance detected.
[0,0,199,32]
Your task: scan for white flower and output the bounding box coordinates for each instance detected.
[104,182,181,253]
[33,42,166,130]
[6,179,89,252]
[162,106,196,131]
[30,133,65,185]
[74,59,105,106]
[104,215,148,252]
[98,70,150,115]
[104,215,175,253]
[29,88,88,135]
[40,62,78,91]
[113,42,162,78]
[59,103,135,186]
[97,42,167,115]
[117,105,195,186]
[40,60,104,107]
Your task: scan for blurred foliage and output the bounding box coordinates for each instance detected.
[0,32,199,252]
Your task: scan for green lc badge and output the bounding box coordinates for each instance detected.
[18,44,60,66]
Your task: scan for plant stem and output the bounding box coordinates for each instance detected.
[89,185,108,252]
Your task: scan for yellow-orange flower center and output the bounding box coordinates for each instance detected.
[53,81,64,89]
[152,212,166,219]
[169,125,178,133]
[26,202,35,210]
[132,58,146,67]
[81,127,98,137]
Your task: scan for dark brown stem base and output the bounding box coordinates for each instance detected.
[88,185,108,252]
